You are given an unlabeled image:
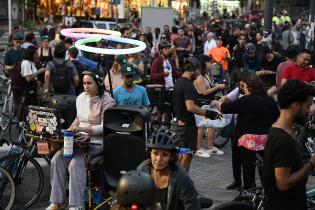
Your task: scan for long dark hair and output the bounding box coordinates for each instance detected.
[200,55,211,76]
[242,74,266,96]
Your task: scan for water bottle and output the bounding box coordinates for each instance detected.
[63,131,74,158]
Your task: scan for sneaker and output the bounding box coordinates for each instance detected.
[207,147,224,155]
[69,206,85,210]
[195,149,211,158]
[45,203,66,210]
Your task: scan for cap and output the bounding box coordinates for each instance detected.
[122,64,137,77]
[12,32,24,40]
[115,55,128,65]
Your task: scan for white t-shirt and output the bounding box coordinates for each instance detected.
[163,59,174,89]
[204,39,217,56]
[21,60,37,78]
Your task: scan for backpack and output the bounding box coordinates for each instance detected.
[10,62,27,89]
[51,61,72,93]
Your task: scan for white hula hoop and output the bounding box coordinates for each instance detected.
[75,36,147,55]
[60,28,121,39]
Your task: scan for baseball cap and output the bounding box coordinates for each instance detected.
[121,64,137,77]
[12,32,24,40]
[115,55,128,65]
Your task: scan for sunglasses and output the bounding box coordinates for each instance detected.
[162,37,167,39]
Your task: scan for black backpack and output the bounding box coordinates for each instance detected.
[51,61,71,93]
[10,62,27,89]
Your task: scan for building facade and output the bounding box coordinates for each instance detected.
[37,0,188,19]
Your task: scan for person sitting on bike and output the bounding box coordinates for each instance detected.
[46,71,115,210]
[242,43,262,74]
[113,64,150,106]
[111,171,159,210]
[137,129,202,210]
[213,75,279,190]
[194,55,225,158]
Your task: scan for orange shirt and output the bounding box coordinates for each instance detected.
[208,47,230,71]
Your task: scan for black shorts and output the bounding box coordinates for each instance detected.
[175,125,197,151]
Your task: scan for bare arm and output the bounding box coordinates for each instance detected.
[44,71,51,92]
[275,164,312,191]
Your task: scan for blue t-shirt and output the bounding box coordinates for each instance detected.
[113,85,150,106]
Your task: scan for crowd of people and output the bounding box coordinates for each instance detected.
[2,9,315,210]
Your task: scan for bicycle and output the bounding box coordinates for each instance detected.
[0,74,13,131]
[146,84,174,133]
[0,165,16,210]
[0,118,51,210]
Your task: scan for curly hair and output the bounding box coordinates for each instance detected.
[242,74,266,96]
[278,80,315,109]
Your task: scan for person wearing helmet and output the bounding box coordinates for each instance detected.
[150,40,181,87]
[137,129,201,210]
[242,42,262,74]
[173,57,221,172]
[111,171,159,210]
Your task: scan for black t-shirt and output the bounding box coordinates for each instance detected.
[263,127,307,210]
[173,77,197,126]
[261,55,282,88]
[221,95,279,144]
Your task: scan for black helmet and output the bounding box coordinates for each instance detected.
[158,40,171,50]
[183,57,201,72]
[244,43,256,53]
[147,129,178,151]
[116,171,155,206]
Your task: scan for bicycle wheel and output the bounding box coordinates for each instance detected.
[0,166,15,210]
[0,92,13,131]
[0,154,44,210]
[213,201,254,210]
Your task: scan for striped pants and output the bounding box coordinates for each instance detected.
[49,149,86,206]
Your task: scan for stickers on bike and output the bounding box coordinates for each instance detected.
[37,141,49,154]
[194,105,232,128]
[26,106,61,138]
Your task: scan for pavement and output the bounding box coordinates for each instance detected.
[1,130,315,210]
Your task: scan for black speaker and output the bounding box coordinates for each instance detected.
[103,133,145,188]
[102,105,151,188]
[50,95,77,129]
[103,105,151,140]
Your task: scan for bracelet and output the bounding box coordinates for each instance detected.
[308,160,314,170]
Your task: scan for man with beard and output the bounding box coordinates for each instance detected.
[113,64,150,106]
[173,57,220,172]
[263,80,315,210]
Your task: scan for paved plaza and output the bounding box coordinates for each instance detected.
[1,134,315,209]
